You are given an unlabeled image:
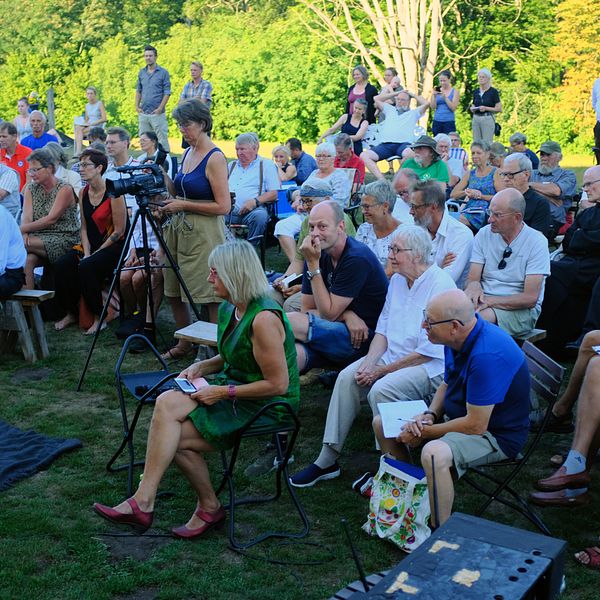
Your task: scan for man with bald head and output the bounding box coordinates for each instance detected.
[20,111,58,150]
[373,289,530,526]
[464,188,550,337]
[537,166,600,355]
[286,200,388,373]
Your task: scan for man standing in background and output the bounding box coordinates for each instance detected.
[135,45,171,152]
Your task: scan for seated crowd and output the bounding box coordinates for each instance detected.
[2,61,599,569]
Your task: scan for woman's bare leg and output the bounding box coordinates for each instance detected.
[166,296,192,353]
[110,389,198,513]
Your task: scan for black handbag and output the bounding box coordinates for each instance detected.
[494,121,502,137]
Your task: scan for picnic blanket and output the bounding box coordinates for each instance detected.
[0,420,82,492]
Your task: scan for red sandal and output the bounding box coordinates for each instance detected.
[171,505,226,540]
[574,546,600,570]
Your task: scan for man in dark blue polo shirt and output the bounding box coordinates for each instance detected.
[286,200,388,371]
[377,288,530,527]
[135,45,171,152]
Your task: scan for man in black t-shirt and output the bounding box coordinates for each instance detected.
[286,201,388,371]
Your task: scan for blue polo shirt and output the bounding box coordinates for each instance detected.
[443,316,530,458]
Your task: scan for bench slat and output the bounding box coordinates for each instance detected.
[11,289,55,303]
[175,321,218,347]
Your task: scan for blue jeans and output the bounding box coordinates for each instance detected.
[301,313,373,370]
[228,206,269,246]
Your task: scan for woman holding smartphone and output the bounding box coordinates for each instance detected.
[430,70,460,136]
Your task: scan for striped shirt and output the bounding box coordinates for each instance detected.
[0,164,21,219]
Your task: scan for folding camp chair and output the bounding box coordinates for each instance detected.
[215,400,310,550]
[106,334,177,495]
[462,341,565,535]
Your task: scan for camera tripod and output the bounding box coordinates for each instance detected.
[77,191,201,391]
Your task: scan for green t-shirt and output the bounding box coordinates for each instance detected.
[294,213,357,262]
[401,158,449,183]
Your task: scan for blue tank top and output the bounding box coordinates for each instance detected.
[174,147,222,200]
[433,89,455,123]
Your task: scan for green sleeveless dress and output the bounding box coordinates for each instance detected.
[187,295,300,450]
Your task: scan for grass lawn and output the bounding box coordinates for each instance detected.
[1,251,598,600]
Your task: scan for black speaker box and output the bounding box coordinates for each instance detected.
[350,512,566,599]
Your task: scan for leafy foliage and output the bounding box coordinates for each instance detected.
[0,0,595,152]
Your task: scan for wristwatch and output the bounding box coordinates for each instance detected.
[306,268,321,280]
[254,198,260,208]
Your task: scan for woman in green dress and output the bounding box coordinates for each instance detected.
[93,240,299,539]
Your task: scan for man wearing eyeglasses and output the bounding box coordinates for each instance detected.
[498,153,551,237]
[529,141,577,235]
[464,188,550,337]
[537,166,600,355]
[374,289,530,527]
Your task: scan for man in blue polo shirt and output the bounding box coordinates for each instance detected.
[286,200,388,372]
[376,288,530,527]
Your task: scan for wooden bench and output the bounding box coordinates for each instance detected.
[0,289,54,362]
[514,328,547,346]
[174,320,218,347]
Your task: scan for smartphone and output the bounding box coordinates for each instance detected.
[174,378,197,394]
[434,86,441,92]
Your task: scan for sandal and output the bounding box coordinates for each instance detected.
[574,546,600,570]
[160,344,195,362]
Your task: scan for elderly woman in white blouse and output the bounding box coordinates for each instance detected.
[356,179,403,277]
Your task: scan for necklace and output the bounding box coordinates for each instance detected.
[234,307,241,321]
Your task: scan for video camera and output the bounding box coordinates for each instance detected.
[105,163,167,198]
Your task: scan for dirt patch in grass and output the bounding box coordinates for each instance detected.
[99,531,173,563]
[114,587,160,600]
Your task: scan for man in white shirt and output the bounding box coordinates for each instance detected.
[410,179,473,288]
[0,163,21,220]
[104,127,140,210]
[227,132,280,246]
[0,204,26,299]
[290,225,455,487]
[361,90,429,180]
[391,168,417,224]
[464,188,550,337]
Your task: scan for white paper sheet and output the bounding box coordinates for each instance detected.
[379,400,429,439]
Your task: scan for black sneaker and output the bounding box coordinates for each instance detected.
[530,410,574,434]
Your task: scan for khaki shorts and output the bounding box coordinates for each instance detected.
[494,306,540,337]
[439,431,507,478]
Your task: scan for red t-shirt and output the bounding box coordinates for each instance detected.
[1,144,32,191]
[334,153,366,184]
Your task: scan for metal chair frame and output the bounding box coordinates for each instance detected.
[215,400,310,550]
[106,334,176,495]
[462,341,565,536]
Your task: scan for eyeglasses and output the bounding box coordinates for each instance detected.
[360,203,380,210]
[388,245,413,255]
[499,169,526,179]
[27,167,45,174]
[409,203,427,210]
[397,190,410,198]
[299,197,315,205]
[486,209,516,219]
[422,310,464,330]
[79,161,95,168]
[582,179,600,189]
[316,154,333,159]
[497,246,513,270]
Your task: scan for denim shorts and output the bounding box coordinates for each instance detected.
[371,142,411,161]
[301,313,372,370]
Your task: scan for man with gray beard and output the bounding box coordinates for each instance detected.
[530,140,577,234]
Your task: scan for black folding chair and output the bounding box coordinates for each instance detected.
[462,341,565,535]
[106,334,177,495]
[215,400,310,550]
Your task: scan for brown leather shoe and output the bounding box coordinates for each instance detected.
[529,489,591,508]
[534,467,591,492]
